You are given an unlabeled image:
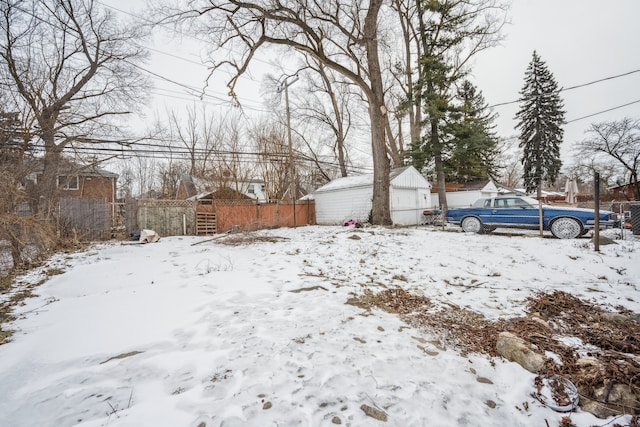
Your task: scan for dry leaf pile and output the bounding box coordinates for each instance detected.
[355,288,640,418]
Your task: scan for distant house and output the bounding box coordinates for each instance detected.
[431,180,498,208]
[176,175,267,202]
[608,182,640,200]
[313,166,432,225]
[187,187,253,204]
[24,159,118,204]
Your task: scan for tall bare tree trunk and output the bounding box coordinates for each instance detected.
[364,0,392,225]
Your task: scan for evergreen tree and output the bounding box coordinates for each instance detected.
[515,51,565,195]
[443,81,500,182]
[408,80,499,183]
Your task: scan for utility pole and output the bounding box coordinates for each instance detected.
[277,74,299,227]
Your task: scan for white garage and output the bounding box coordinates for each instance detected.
[313,166,432,226]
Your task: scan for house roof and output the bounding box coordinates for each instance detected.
[187,187,253,201]
[314,166,429,194]
[607,182,640,190]
[178,175,198,198]
[30,158,118,178]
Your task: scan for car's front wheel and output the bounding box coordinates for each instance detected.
[461,216,483,234]
[550,217,583,239]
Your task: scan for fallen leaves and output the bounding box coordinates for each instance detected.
[352,288,640,417]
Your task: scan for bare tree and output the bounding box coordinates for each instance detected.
[251,120,290,201]
[156,0,393,224]
[564,158,618,196]
[132,156,158,198]
[574,117,640,200]
[493,137,522,189]
[0,0,149,216]
[210,117,254,197]
[294,59,362,178]
[165,103,224,177]
[158,160,189,198]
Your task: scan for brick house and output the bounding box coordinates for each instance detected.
[22,159,119,216]
[608,182,640,200]
[53,162,118,201]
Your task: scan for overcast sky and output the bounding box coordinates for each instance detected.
[472,0,640,164]
[106,0,640,169]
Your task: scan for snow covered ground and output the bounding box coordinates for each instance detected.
[0,225,638,427]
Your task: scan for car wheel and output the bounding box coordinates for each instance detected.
[461,216,482,234]
[550,217,583,239]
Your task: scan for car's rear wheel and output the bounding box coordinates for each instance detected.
[550,217,583,239]
[461,216,482,234]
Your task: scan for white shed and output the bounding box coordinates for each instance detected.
[313,166,432,225]
[431,180,499,208]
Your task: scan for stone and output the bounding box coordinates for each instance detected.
[591,235,617,246]
[495,332,546,373]
[360,404,387,422]
[331,416,342,424]
[575,357,602,368]
[580,384,639,418]
[599,312,630,324]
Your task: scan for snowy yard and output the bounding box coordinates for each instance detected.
[0,226,638,427]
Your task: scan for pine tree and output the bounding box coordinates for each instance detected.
[443,81,500,182]
[515,51,565,195]
[408,80,499,184]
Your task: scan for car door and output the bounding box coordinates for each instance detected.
[474,198,496,223]
[489,198,539,226]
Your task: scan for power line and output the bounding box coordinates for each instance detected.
[563,69,640,92]
[566,99,640,124]
[488,68,640,108]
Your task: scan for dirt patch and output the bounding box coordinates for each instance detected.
[354,288,640,418]
[216,233,290,246]
[289,286,328,293]
[100,350,144,365]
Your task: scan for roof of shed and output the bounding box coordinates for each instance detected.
[314,166,420,193]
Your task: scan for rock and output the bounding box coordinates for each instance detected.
[262,401,272,410]
[476,376,493,384]
[331,416,342,424]
[485,400,496,408]
[360,404,387,422]
[575,357,602,368]
[496,332,546,373]
[527,314,551,329]
[599,312,630,324]
[580,384,640,418]
[591,235,617,246]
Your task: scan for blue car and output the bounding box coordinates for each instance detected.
[444,196,618,239]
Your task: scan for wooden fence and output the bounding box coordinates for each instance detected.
[58,197,111,241]
[131,198,316,237]
[132,199,196,237]
[53,198,316,241]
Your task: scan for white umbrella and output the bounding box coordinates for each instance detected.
[565,178,578,204]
